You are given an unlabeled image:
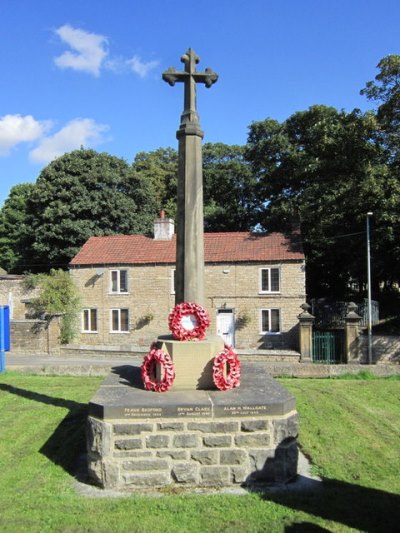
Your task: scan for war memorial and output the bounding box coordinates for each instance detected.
[86,49,299,490]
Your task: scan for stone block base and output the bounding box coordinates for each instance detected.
[156,335,225,390]
[87,363,298,490]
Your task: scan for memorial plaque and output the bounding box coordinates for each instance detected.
[88,363,295,420]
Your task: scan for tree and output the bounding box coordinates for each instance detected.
[0,183,35,273]
[25,148,157,269]
[132,143,259,231]
[202,143,260,231]
[245,105,395,298]
[361,55,400,156]
[24,269,80,343]
[132,147,178,220]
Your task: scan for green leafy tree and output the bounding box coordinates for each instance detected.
[361,54,400,158]
[132,147,178,220]
[25,148,157,269]
[203,143,260,231]
[132,143,258,231]
[24,269,80,344]
[245,105,394,298]
[0,183,35,273]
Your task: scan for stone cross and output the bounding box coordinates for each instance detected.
[163,49,218,135]
[163,49,218,306]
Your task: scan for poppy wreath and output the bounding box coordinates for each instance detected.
[212,345,241,391]
[141,346,175,392]
[168,302,211,341]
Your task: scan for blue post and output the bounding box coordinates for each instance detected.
[0,306,10,373]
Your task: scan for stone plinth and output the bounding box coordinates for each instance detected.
[87,363,298,490]
[156,335,224,390]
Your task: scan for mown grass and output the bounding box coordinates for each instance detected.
[0,371,399,532]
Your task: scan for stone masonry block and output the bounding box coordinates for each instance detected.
[115,438,142,450]
[157,422,185,431]
[187,421,239,433]
[122,458,169,472]
[87,417,112,457]
[114,423,154,435]
[122,471,171,487]
[115,450,152,459]
[145,434,170,448]
[230,466,248,484]
[173,434,200,448]
[203,435,232,447]
[235,433,270,447]
[191,449,219,465]
[274,440,299,482]
[157,450,188,460]
[241,419,270,432]
[172,463,199,484]
[248,449,275,471]
[220,449,248,465]
[87,458,104,487]
[272,413,299,445]
[199,466,230,486]
[103,459,121,488]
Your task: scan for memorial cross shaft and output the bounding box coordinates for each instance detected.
[163,49,218,305]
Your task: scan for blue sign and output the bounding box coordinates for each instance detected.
[0,305,10,373]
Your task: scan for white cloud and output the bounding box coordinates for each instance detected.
[54,24,108,76]
[126,55,159,78]
[54,24,159,78]
[0,114,51,156]
[29,118,109,164]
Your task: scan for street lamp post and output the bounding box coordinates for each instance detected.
[367,212,373,364]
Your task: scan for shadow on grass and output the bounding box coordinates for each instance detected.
[2,379,400,532]
[262,477,400,533]
[0,382,88,478]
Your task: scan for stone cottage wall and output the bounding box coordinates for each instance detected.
[70,260,305,350]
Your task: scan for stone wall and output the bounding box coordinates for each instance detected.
[70,261,305,350]
[87,412,298,489]
[359,334,400,364]
[0,275,38,319]
[10,317,61,355]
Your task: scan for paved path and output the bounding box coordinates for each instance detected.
[4,352,400,378]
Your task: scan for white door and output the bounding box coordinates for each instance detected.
[217,309,235,347]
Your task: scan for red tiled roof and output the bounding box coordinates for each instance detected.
[70,232,304,266]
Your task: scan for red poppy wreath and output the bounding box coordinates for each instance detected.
[212,345,241,391]
[141,346,175,392]
[168,302,210,341]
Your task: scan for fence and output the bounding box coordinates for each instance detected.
[311,299,379,328]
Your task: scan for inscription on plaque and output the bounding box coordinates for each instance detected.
[216,404,269,417]
[123,407,163,418]
[121,405,212,419]
[177,406,212,418]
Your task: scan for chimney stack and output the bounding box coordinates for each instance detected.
[154,211,174,240]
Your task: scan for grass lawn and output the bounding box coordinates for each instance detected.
[0,371,399,533]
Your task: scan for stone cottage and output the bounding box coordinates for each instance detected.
[69,216,306,351]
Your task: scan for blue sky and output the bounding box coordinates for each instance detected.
[0,0,399,205]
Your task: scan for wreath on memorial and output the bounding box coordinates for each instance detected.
[212,345,241,391]
[168,302,210,341]
[141,345,175,392]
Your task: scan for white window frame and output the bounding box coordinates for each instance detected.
[170,268,176,294]
[259,308,281,334]
[259,267,280,294]
[110,308,129,333]
[82,308,98,333]
[110,269,129,294]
